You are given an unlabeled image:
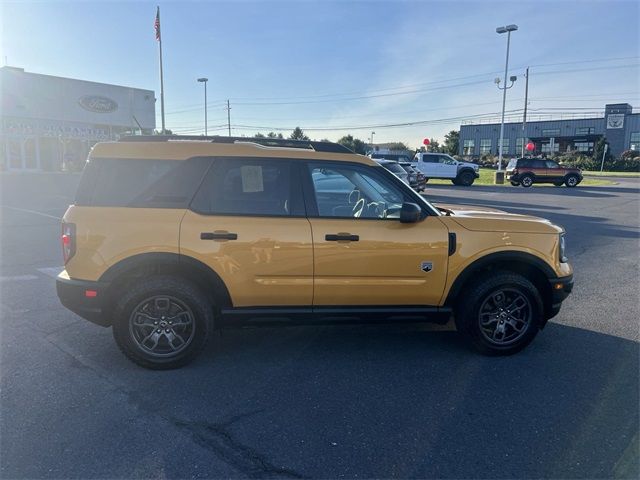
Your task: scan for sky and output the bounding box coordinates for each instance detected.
[1,0,639,148]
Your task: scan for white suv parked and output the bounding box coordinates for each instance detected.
[412,153,479,186]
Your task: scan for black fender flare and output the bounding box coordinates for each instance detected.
[99,252,233,308]
[444,251,556,306]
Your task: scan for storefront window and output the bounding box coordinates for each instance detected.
[541,142,560,153]
[574,142,594,153]
[463,139,475,155]
[24,138,38,169]
[479,139,492,155]
[8,140,22,169]
[630,132,640,151]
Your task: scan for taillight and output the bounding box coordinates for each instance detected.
[62,222,76,264]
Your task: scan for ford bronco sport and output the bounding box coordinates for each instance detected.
[57,136,573,369]
[506,157,583,187]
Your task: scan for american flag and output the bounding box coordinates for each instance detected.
[154,7,161,41]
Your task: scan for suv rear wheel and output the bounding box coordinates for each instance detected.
[520,174,534,188]
[454,271,542,355]
[564,174,580,187]
[112,276,213,369]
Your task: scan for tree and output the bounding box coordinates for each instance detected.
[337,135,367,154]
[254,132,266,138]
[385,142,409,151]
[443,130,459,155]
[592,137,612,165]
[267,132,284,139]
[428,138,442,153]
[290,127,310,141]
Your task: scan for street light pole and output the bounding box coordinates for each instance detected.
[197,78,208,136]
[371,131,375,147]
[495,24,518,176]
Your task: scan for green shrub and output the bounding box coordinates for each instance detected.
[607,157,640,172]
[621,150,640,161]
[557,151,640,172]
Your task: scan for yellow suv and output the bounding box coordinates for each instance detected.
[56,136,573,369]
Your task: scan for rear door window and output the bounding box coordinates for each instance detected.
[190,158,302,216]
[76,157,211,208]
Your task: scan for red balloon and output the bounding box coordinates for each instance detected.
[526,142,535,152]
[423,138,430,146]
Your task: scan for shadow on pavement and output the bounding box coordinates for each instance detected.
[82,321,638,479]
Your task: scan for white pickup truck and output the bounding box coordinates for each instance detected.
[412,153,480,186]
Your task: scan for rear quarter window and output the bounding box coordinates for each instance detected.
[75,157,211,208]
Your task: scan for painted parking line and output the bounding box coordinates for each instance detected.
[0,205,62,220]
[37,267,64,279]
[0,274,39,282]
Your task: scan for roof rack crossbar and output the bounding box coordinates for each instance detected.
[118,135,354,154]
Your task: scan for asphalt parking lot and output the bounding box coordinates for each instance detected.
[1,173,638,479]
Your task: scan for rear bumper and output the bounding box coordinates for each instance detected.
[56,271,111,327]
[544,274,574,323]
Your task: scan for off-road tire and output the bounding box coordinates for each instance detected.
[454,271,543,356]
[456,170,476,186]
[564,174,580,187]
[520,174,534,188]
[112,276,213,370]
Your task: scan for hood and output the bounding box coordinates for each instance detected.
[435,203,563,234]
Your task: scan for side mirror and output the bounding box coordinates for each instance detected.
[400,202,422,223]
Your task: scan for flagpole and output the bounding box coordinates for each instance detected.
[156,6,166,133]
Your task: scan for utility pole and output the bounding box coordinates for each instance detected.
[197,78,208,136]
[494,24,518,184]
[226,100,231,137]
[521,67,529,157]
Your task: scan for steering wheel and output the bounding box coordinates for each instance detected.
[352,198,365,218]
[348,189,361,205]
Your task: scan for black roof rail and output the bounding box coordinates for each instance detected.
[118,135,354,154]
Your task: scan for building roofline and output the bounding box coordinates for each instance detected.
[0,65,154,95]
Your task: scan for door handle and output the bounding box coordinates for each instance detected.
[201,231,238,241]
[325,233,359,242]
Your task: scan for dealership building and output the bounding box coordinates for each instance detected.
[1,66,155,171]
[458,103,639,159]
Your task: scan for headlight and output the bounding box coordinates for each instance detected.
[559,233,567,263]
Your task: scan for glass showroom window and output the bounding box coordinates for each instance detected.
[463,139,475,155]
[542,128,561,136]
[630,132,640,151]
[576,127,595,135]
[541,142,560,153]
[479,139,492,155]
[498,138,509,154]
[574,142,594,153]
[516,137,524,154]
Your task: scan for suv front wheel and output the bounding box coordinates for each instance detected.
[112,276,213,369]
[455,170,476,186]
[454,271,543,355]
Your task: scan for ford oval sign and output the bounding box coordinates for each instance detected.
[78,95,118,113]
